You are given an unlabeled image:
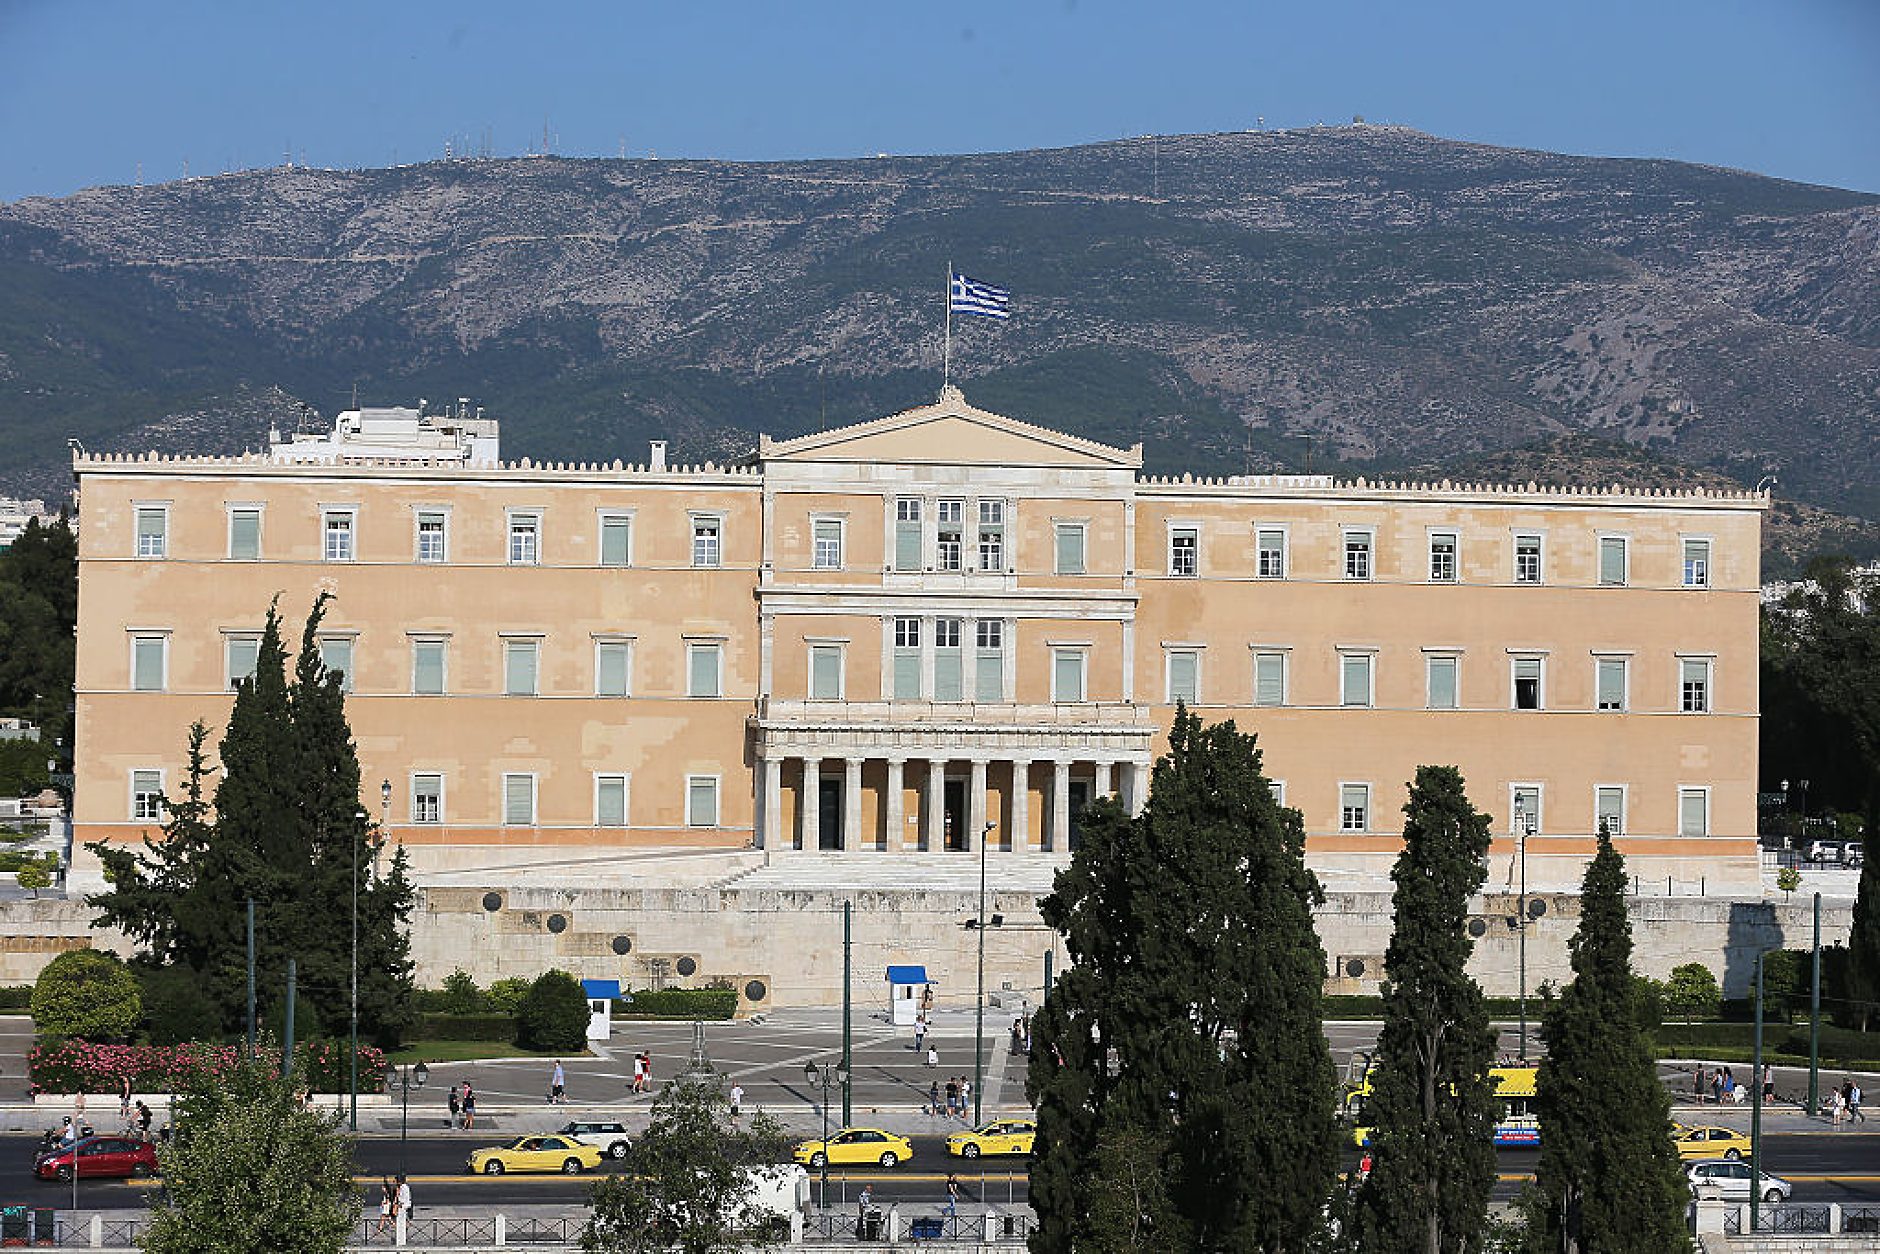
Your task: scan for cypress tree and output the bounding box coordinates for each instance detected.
[1027,706,1338,1252]
[1535,831,1690,1253]
[1356,765,1497,1254]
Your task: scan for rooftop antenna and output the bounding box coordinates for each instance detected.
[619,135,626,160]
[1151,134,1159,199]
[135,161,143,187]
[819,357,827,432]
[351,381,359,410]
[543,118,550,155]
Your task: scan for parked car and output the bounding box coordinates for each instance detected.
[1687,1159,1791,1203]
[35,1136,159,1182]
[1671,1124,1750,1161]
[792,1128,912,1169]
[552,1120,632,1160]
[466,1134,604,1176]
[946,1119,1037,1158]
[1844,842,1864,867]
[1807,841,1843,864]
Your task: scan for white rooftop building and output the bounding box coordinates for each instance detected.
[268,399,500,465]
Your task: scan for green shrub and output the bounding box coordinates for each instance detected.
[485,977,530,1014]
[414,1012,517,1042]
[261,988,325,1043]
[516,969,589,1051]
[1777,1024,1880,1065]
[0,986,34,1010]
[440,969,483,1015]
[32,950,142,1039]
[138,966,223,1046]
[621,987,739,1019]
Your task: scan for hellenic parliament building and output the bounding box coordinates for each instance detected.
[67,389,1773,1005]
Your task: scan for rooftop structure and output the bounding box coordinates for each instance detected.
[268,399,500,465]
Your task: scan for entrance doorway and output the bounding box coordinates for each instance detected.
[817,777,843,851]
[1067,780,1091,851]
[944,778,968,851]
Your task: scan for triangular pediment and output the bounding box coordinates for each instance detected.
[760,387,1141,469]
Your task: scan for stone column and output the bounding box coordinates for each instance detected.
[968,758,988,852]
[1128,761,1149,816]
[802,757,821,854]
[1009,759,1031,854]
[762,753,784,853]
[924,759,946,852]
[885,758,906,852]
[1051,761,1071,851]
[843,756,864,852]
[1094,760,1113,797]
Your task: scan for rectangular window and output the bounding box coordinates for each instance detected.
[894,499,923,572]
[508,513,540,565]
[131,770,164,821]
[688,643,722,698]
[1340,653,1373,707]
[319,638,354,692]
[1167,650,1199,704]
[1427,655,1459,710]
[1429,532,1458,582]
[412,639,446,695]
[595,641,630,697]
[1679,787,1709,837]
[1514,533,1542,584]
[595,774,628,827]
[1595,786,1626,837]
[134,507,168,559]
[1596,657,1627,711]
[1268,781,1286,805]
[225,636,260,690]
[1680,658,1711,713]
[411,774,443,824]
[933,619,963,702]
[322,510,354,562]
[1169,527,1198,577]
[687,776,720,828]
[502,773,536,825]
[691,517,721,568]
[599,515,631,567]
[416,511,447,563]
[892,618,921,700]
[936,500,963,571]
[132,635,167,692]
[1055,523,1086,575]
[1254,652,1286,707]
[1256,529,1286,579]
[1052,649,1086,703]
[228,508,261,560]
[977,500,1004,572]
[975,621,1004,702]
[504,640,539,696]
[1513,657,1543,710]
[1598,536,1628,586]
[1511,785,1543,834]
[1344,531,1373,581]
[809,645,842,700]
[812,519,843,570]
[1340,784,1370,832]
[1683,539,1711,588]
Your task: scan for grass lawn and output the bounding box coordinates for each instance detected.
[384,1040,590,1064]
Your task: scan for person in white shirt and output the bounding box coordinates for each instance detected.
[729,1083,744,1118]
[396,1175,412,1220]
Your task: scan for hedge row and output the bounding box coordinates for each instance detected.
[1323,994,1533,1020]
[414,1013,517,1042]
[1655,1021,1880,1066]
[0,986,33,1010]
[621,987,738,1019]
[28,1039,388,1094]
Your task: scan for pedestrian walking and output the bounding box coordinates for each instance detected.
[1762,1063,1775,1106]
[943,1173,960,1219]
[945,1077,959,1117]
[926,1045,938,1069]
[1853,1081,1867,1123]
[448,1084,461,1127]
[857,1184,873,1237]
[119,1075,132,1126]
[926,1080,941,1116]
[632,1052,647,1094]
[1831,1086,1846,1128]
[461,1083,476,1130]
[1693,1067,1707,1104]
[1358,1152,1373,1182]
[134,1102,152,1141]
[913,1013,926,1053]
[1710,1069,1723,1104]
[961,1076,972,1115]
[640,1052,653,1089]
[729,1083,744,1118]
[396,1174,412,1222]
[374,1176,396,1236]
[550,1060,565,1104]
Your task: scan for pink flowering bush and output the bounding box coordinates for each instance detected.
[29,1038,388,1094]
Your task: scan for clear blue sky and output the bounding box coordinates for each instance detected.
[1,0,1875,203]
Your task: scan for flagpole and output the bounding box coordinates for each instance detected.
[943,260,952,392]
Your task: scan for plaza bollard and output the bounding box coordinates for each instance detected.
[495,1213,506,1245]
[789,1209,804,1243]
[886,1204,901,1242]
[90,1214,103,1246]
[396,1209,407,1246]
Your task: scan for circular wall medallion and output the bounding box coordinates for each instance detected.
[611,935,633,955]
[676,956,697,977]
[546,914,567,933]
[1344,958,1366,979]
[1467,918,1487,938]
[1528,899,1548,919]
[481,892,503,912]
[744,980,768,1002]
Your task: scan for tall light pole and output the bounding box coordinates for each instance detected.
[392,1061,428,1179]
[973,821,994,1126]
[802,1060,848,1210]
[1513,800,1534,1063]
[351,806,365,1132]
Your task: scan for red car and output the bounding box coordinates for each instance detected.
[35,1136,159,1182]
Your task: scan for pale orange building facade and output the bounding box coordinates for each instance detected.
[71,390,1765,890]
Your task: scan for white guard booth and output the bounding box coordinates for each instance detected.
[582,979,620,1042]
[886,965,932,1027]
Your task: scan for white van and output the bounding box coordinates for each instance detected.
[1844,842,1864,867]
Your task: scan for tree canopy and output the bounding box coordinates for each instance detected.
[31,949,142,1039]
[0,514,77,772]
[1027,705,1339,1252]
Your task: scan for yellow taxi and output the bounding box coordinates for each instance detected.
[792,1128,914,1169]
[1671,1124,1751,1161]
[946,1119,1037,1159]
[467,1134,607,1176]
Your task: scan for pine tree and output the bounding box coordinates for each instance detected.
[1356,766,1497,1254]
[1535,832,1691,1254]
[1027,706,1339,1252]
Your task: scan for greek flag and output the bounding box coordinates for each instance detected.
[950,272,1010,321]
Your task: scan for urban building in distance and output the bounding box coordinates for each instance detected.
[0,498,61,549]
[70,388,1763,905]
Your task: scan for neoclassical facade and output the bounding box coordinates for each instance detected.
[71,389,1765,890]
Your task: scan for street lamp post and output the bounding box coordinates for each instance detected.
[973,821,994,1126]
[351,806,365,1133]
[802,1059,848,1210]
[392,1061,428,1179]
[1512,801,1535,1064]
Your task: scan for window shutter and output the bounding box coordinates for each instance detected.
[1054,652,1083,702]
[1428,657,1457,709]
[1679,790,1707,837]
[596,777,626,826]
[133,639,164,691]
[229,511,260,559]
[596,643,628,697]
[690,645,720,697]
[506,642,537,695]
[1341,655,1370,706]
[893,650,921,700]
[504,776,534,824]
[1168,652,1197,703]
[1056,527,1085,575]
[1255,654,1285,706]
[934,650,962,703]
[689,779,718,827]
[975,651,1003,702]
[810,647,840,700]
[895,522,922,571]
[601,519,630,566]
[414,643,444,694]
[1597,660,1625,709]
[227,638,259,686]
[1600,538,1625,585]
